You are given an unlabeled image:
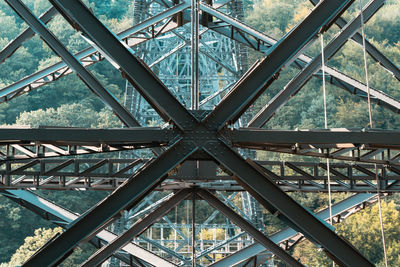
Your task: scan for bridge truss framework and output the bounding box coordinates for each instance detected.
[0,0,400,266]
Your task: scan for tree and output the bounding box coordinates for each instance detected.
[292,201,400,266]
[0,197,52,263]
[16,103,120,128]
[2,227,96,267]
[7,227,63,266]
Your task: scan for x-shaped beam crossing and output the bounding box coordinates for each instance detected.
[4,0,375,266]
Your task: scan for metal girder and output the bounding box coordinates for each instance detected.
[0,127,172,146]
[309,0,400,82]
[197,189,303,267]
[0,6,57,63]
[138,235,190,263]
[5,0,141,128]
[0,2,190,103]
[210,193,378,267]
[260,145,400,166]
[22,141,197,266]
[196,232,247,260]
[49,0,198,131]
[201,3,400,115]
[4,127,400,162]
[203,141,373,266]
[231,128,400,149]
[17,0,379,265]
[3,157,400,192]
[203,0,356,130]
[248,0,386,127]
[81,189,191,267]
[0,189,176,267]
[0,143,129,161]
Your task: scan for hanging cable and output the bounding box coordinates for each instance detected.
[359,1,388,266]
[320,33,333,226]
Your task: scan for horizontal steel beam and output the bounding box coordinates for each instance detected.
[260,145,400,166]
[3,159,400,192]
[231,128,400,148]
[0,143,129,161]
[0,127,172,146]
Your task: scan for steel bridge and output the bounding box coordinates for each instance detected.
[0,0,399,266]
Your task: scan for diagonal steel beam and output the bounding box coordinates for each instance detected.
[309,0,400,81]
[138,235,190,263]
[0,2,190,103]
[194,192,239,235]
[0,7,58,63]
[49,0,197,130]
[81,189,192,267]
[0,189,176,267]
[22,141,197,266]
[197,189,303,267]
[203,140,373,266]
[210,193,377,266]
[0,127,172,146]
[5,0,140,128]
[201,3,400,115]
[141,195,189,243]
[248,0,386,127]
[231,128,400,149]
[204,0,356,130]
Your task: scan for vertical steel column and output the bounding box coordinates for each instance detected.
[191,0,199,110]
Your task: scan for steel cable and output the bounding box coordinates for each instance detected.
[359,0,388,265]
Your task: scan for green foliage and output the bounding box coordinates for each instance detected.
[16,103,120,128]
[1,227,95,266]
[0,197,52,263]
[292,201,400,266]
[365,1,400,45]
[6,227,63,267]
[245,0,307,39]
[336,201,400,265]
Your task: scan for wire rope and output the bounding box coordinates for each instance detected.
[320,33,333,226]
[359,0,388,265]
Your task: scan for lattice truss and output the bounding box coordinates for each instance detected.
[0,0,399,266]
